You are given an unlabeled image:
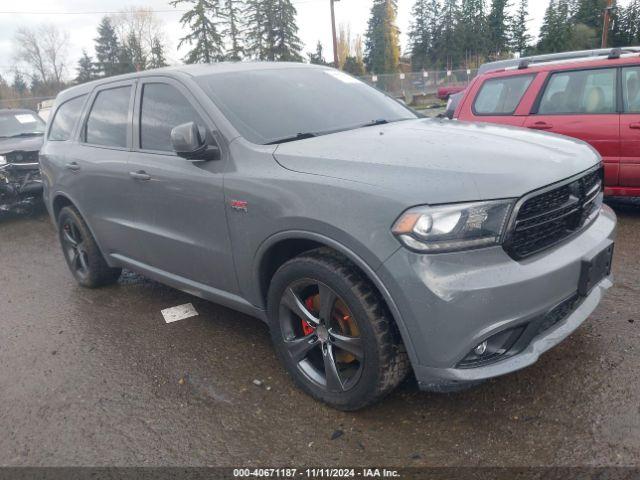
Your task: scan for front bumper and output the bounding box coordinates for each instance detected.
[378,205,616,390]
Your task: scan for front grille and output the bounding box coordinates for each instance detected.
[5,150,39,164]
[504,167,603,259]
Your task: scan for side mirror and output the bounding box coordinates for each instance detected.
[170,122,220,161]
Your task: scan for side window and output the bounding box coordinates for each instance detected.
[473,75,534,115]
[140,83,205,152]
[85,86,132,148]
[48,95,87,141]
[622,67,640,113]
[538,68,616,115]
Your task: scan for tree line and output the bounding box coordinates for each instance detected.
[4,0,640,106]
[406,0,640,73]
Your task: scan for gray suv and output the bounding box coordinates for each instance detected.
[40,63,616,410]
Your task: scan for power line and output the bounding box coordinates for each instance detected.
[0,1,326,15]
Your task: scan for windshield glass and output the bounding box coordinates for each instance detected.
[0,111,46,138]
[196,67,417,144]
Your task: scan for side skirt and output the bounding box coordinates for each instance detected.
[109,253,267,322]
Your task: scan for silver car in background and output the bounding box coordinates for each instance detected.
[40,63,615,410]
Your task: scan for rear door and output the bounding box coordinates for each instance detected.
[72,80,140,259]
[619,65,640,187]
[524,67,620,188]
[127,77,238,294]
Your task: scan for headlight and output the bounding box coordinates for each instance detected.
[392,200,515,253]
[0,155,6,166]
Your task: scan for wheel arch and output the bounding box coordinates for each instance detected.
[254,231,419,369]
[51,192,117,269]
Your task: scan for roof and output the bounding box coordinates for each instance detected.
[55,61,324,104]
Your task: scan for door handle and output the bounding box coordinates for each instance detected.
[629,122,640,130]
[65,162,81,171]
[129,170,151,181]
[529,122,553,130]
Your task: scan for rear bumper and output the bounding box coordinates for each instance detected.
[378,205,617,390]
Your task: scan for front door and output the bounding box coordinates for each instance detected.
[127,79,238,294]
[524,67,620,187]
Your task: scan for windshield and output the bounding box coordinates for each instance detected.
[0,111,46,138]
[196,67,417,144]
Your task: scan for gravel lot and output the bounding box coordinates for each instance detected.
[0,201,639,467]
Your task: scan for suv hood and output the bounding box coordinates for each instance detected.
[0,135,44,155]
[274,119,601,204]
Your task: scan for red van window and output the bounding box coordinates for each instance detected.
[538,68,616,115]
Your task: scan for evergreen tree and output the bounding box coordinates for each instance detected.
[94,17,121,77]
[148,37,169,69]
[458,0,487,66]
[510,0,531,55]
[343,56,366,76]
[76,50,97,84]
[116,42,136,73]
[486,0,510,58]
[12,71,28,95]
[433,0,460,69]
[171,0,224,63]
[537,0,573,53]
[222,0,244,60]
[614,0,640,46]
[270,0,303,61]
[409,0,431,70]
[308,41,329,65]
[244,0,267,59]
[364,0,401,73]
[125,32,147,71]
[573,0,606,33]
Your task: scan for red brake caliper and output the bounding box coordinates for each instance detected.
[301,297,316,335]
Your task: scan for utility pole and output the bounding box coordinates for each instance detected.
[330,0,339,68]
[601,0,615,48]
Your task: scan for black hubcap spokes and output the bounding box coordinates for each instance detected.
[62,222,89,276]
[280,281,364,393]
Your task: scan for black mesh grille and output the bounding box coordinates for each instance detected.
[5,150,39,163]
[533,294,579,338]
[504,168,603,259]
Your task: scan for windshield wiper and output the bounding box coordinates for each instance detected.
[359,119,390,128]
[265,132,317,145]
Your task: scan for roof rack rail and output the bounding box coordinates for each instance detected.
[479,46,640,75]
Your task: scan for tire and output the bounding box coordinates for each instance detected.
[57,206,122,288]
[267,248,410,410]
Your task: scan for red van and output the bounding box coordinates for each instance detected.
[454,48,640,197]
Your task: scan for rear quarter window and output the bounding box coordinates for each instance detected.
[48,95,87,141]
[473,74,535,116]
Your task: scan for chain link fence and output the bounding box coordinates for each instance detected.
[358,68,478,104]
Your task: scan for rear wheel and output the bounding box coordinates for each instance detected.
[267,248,410,410]
[57,206,121,288]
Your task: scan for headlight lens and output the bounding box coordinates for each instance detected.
[0,155,6,166]
[392,200,515,253]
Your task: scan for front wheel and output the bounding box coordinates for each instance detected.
[57,206,122,288]
[267,248,410,410]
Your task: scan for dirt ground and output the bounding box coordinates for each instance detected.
[0,200,638,467]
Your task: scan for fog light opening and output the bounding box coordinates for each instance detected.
[458,326,526,369]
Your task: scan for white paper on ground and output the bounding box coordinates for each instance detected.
[161,303,199,323]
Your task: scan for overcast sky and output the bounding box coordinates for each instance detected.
[0,0,624,81]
